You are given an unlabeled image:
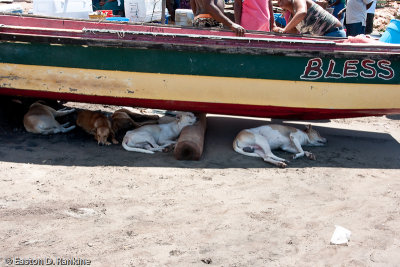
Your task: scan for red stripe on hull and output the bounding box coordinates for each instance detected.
[1,14,320,41]
[1,88,399,120]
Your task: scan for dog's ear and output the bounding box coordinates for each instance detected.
[305,124,312,132]
[106,118,112,128]
[176,114,182,121]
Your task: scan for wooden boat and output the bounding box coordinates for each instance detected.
[0,13,399,120]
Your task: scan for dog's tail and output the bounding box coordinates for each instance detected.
[122,141,155,154]
[233,139,260,158]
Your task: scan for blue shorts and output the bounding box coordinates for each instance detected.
[324,27,346,37]
[346,22,365,37]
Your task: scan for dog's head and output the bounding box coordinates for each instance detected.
[96,126,111,145]
[304,124,327,146]
[176,112,197,128]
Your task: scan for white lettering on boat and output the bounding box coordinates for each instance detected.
[300,58,395,81]
[147,27,165,33]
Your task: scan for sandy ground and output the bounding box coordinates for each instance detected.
[1,2,400,267]
[0,99,400,266]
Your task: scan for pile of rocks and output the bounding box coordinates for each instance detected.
[374,1,399,32]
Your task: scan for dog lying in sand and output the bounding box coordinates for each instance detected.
[122,112,197,154]
[77,110,118,146]
[111,108,159,135]
[233,124,327,168]
[23,101,76,134]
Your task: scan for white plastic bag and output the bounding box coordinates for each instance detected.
[330,225,351,245]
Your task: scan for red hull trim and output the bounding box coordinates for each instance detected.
[1,88,399,120]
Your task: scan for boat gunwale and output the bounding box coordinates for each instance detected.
[0,13,333,40]
[2,13,400,53]
[1,30,399,60]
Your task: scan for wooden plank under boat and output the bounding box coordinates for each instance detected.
[0,14,399,120]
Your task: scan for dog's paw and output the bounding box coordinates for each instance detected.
[277,162,287,168]
[162,144,175,153]
[112,139,119,145]
[305,152,316,160]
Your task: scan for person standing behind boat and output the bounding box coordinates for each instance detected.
[274,0,346,37]
[365,0,376,34]
[328,0,345,24]
[190,0,246,36]
[234,0,279,32]
[338,0,373,36]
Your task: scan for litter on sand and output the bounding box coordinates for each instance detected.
[330,225,351,245]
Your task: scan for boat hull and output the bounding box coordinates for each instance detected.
[0,14,399,119]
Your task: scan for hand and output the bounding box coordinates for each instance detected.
[230,23,246,37]
[337,10,343,20]
[272,26,283,33]
[337,8,345,20]
[273,27,285,33]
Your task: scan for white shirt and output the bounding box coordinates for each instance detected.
[367,0,377,14]
[346,0,373,26]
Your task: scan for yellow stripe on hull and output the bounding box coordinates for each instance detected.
[0,63,398,109]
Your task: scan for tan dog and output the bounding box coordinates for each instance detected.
[122,112,197,154]
[111,108,159,135]
[77,110,118,146]
[23,102,75,134]
[233,124,327,168]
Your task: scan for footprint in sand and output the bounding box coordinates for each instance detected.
[65,208,97,218]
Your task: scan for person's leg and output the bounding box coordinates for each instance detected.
[166,0,175,21]
[324,29,346,37]
[346,22,363,36]
[365,13,374,34]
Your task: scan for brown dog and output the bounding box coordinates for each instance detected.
[111,108,159,135]
[76,110,118,146]
[23,101,75,134]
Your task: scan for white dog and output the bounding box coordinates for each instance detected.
[23,102,76,134]
[233,124,327,168]
[122,112,197,154]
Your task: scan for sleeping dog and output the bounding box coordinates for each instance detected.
[23,101,75,134]
[122,112,197,154]
[111,108,159,135]
[77,110,118,146]
[233,124,327,168]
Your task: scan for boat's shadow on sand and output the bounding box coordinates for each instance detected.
[1,115,399,169]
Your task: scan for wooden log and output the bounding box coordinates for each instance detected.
[174,113,207,160]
